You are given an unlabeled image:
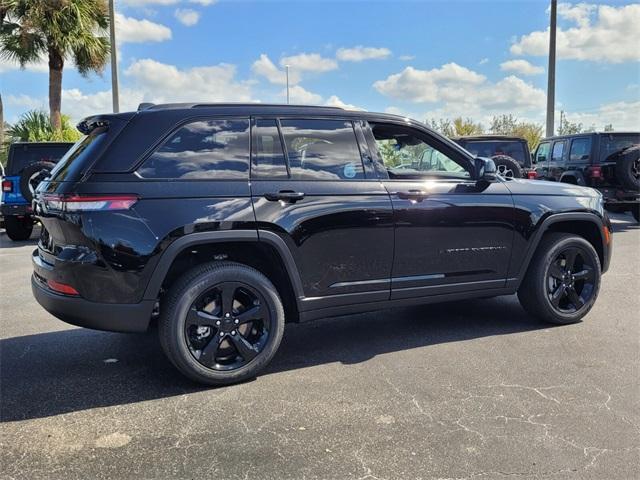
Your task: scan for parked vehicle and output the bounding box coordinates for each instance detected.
[533,132,639,221]
[452,135,535,179]
[1,142,74,240]
[31,104,612,385]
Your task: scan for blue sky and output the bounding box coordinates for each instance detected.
[2,0,639,130]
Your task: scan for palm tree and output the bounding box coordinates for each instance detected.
[0,0,110,132]
[7,109,81,142]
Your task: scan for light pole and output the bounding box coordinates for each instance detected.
[108,0,120,113]
[285,65,290,104]
[545,0,557,137]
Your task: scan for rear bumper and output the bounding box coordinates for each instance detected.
[31,275,154,333]
[1,203,32,217]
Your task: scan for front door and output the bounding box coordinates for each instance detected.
[250,117,394,311]
[364,121,515,300]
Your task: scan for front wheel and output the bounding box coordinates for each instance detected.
[518,233,601,324]
[4,215,34,241]
[159,261,285,385]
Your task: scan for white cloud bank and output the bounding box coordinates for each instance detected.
[336,46,391,62]
[500,59,544,76]
[115,13,172,43]
[511,3,640,63]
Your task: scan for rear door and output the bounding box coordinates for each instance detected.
[548,140,568,180]
[250,117,394,311]
[364,121,515,299]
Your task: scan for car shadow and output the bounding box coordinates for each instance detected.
[1,295,548,422]
[0,228,41,249]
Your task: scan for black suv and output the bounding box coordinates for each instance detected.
[533,132,639,221]
[31,104,612,385]
[453,135,535,179]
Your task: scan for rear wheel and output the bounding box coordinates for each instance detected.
[518,233,601,324]
[4,215,33,241]
[159,261,285,385]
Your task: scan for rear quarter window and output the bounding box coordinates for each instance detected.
[138,118,250,180]
[49,131,109,182]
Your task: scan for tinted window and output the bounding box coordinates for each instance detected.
[139,119,250,179]
[372,123,469,179]
[49,133,107,182]
[552,141,565,162]
[8,143,73,176]
[535,142,550,163]
[279,119,364,180]
[460,140,526,164]
[253,119,287,179]
[569,138,592,162]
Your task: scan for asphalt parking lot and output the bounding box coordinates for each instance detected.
[1,213,638,480]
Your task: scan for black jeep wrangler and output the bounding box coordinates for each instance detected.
[533,132,639,221]
[453,135,535,179]
[31,104,612,385]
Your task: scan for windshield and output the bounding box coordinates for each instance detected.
[6,144,73,176]
[460,140,527,165]
[48,128,108,182]
[599,134,640,160]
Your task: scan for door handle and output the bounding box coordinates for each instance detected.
[264,190,305,203]
[397,190,427,202]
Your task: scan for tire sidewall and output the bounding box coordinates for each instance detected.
[537,236,601,324]
[164,264,285,384]
[19,161,55,202]
[491,155,523,178]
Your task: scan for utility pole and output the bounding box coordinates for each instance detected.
[108,0,120,113]
[285,65,290,104]
[545,0,557,137]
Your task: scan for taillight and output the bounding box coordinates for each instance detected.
[2,180,12,192]
[47,279,79,296]
[527,170,537,180]
[43,194,138,212]
[589,166,602,178]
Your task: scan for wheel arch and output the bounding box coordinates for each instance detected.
[515,213,608,289]
[559,170,586,186]
[144,230,304,322]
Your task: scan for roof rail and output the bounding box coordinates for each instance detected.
[190,103,345,110]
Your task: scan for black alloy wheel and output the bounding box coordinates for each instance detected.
[518,233,601,324]
[159,261,285,385]
[546,246,597,314]
[185,282,271,371]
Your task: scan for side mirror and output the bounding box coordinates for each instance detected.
[474,157,497,182]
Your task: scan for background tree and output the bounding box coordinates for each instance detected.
[557,112,583,135]
[0,0,110,132]
[489,114,518,135]
[511,121,544,151]
[428,118,455,137]
[7,110,81,142]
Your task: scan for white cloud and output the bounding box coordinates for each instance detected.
[336,46,391,62]
[374,63,546,123]
[511,3,640,63]
[282,85,322,104]
[124,59,253,103]
[373,63,486,103]
[174,8,200,26]
[478,58,489,65]
[252,54,300,85]
[280,53,338,73]
[0,57,48,74]
[500,59,544,75]
[324,95,361,110]
[189,0,216,5]
[399,55,415,61]
[564,101,640,131]
[115,13,171,43]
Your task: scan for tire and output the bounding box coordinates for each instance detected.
[159,261,285,385]
[518,233,601,325]
[491,155,523,179]
[19,161,55,203]
[615,145,640,190]
[4,215,33,241]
